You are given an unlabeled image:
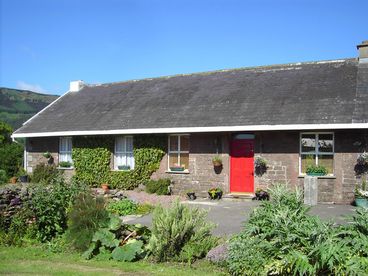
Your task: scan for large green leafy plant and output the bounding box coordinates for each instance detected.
[148,200,218,263]
[227,184,368,276]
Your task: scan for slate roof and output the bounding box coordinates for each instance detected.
[13,58,368,136]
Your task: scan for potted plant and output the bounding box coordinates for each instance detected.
[212,156,222,167]
[306,164,328,176]
[355,180,368,208]
[10,176,17,184]
[43,151,51,159]
[170,163,185,172]
[59,161,72,168]
[17,167,28,183]
[118,165,130,171]
[208,187,223,200]
[254,188,270,201]
[186,189,197,200]
[254,156,267,176]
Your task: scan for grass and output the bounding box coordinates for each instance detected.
[0,245,226,276]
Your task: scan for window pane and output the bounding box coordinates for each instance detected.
[180,135,189,151]
[301,154,316,173]
[169,136,178,151]
[318,134,333,153]
[301,134,316,153]
[180,153,189,170]
[127,153,135,169]
[318,155,333,174]
[126,137,133,152]
[169,153,179,168]
[116,137,125,152]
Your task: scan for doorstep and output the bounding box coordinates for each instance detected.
[222,192,255,201]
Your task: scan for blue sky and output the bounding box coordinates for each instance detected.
[1,0,367,95]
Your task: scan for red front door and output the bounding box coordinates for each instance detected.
[230,139,254,193]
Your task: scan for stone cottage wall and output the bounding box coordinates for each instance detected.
[152,133,230,197]
[26,137,75,181]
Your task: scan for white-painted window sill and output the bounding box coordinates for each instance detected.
[298,175,336,179]
[57,167,74,170]
[165,170,190,174]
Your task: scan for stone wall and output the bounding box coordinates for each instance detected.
[26,137,75,179]
[152,133,230,196]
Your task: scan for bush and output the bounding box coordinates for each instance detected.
[66,192,110,251]
[106,199,138,216]
[30,177,84,241]
[148,200,218,263]
[0,142,23,178]
[31,163,62,184]
[145,179,171,195]
[227,183,368,275]
[0,169,7,184]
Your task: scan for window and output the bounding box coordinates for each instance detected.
[168,135,189,171]
[59,137,72,164]
[300,133,334,175]
[114,136,134,170]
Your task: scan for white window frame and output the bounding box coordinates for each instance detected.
[168,134,190,172]
[59,137,73,165]
[299,132,334,175]
[114,136,134,170]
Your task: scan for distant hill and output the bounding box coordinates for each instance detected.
[0,87,59,130]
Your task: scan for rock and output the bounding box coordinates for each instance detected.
[206,243,228,264]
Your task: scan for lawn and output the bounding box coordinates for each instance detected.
[0,245,226,276]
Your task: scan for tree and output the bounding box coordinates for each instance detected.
[0,121,23,178]
[0,121,13,144]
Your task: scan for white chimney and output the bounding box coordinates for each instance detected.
[69,80,85,92]
[357,40,368,63]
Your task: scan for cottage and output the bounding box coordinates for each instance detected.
[12,41,368,203]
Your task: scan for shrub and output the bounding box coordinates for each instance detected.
[82,214,151,262]
[106,199,138,216]
[145,178,171,195]
[30,177,84,241]
[136,203,155,215]
[66,192,110,251]
[0,169,7,184]
[148,200,218,263]
[31,163,62,184]
[227,183,368,275]
[0,142,23,178]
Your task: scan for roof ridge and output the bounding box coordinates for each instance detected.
[90,58,356,87]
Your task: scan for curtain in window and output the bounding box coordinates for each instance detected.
[59,137,72,163]
[115,136,134,170]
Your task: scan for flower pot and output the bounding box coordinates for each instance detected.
[213,161,222,167]
[306,172,326,176]
[355,197,368,208]
[10,177,17,184]
[19,175,28,183]
[170,167,185,172]
[101,183,109,192]
[118,165,130,170]
[187,192,196,200]
[208,191,223,200]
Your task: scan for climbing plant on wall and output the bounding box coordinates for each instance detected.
[72,135,166,189]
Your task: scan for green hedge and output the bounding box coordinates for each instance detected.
[72,135,165,189]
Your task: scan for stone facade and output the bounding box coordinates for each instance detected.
[26,137,75,181]
[152,133,230,197]
[25,130,367,203]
